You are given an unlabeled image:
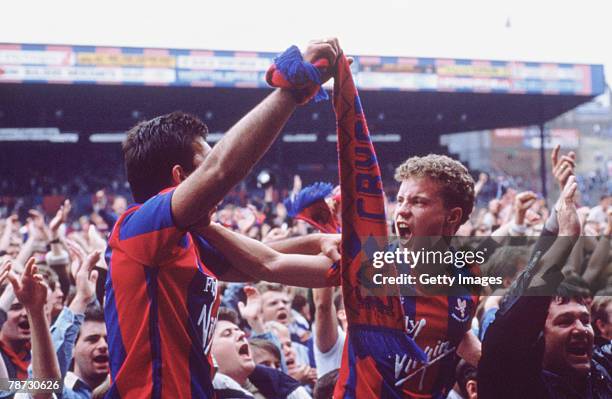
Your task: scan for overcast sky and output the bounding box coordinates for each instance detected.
[2,0,611,80]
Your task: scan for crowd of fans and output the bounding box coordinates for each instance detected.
[0,146,610,398]
[0,37,610,399]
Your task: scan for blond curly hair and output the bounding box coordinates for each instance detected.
[394,154,475,224]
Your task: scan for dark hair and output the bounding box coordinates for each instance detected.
[456,359,477,398]
[550,295,590,308]
[76,305,106,343]
[84,305,105,323]
[551,274,591,309]
[123,111,208,203]
[217,307,240,326]
[313,369,339,399]
[292,294,308,312]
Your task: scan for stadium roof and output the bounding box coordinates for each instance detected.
[0,43,606,136]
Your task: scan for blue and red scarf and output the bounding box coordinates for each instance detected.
[268,48,427,398]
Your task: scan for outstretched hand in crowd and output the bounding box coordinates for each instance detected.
[551,144,576,190]
[49,199,71,236]
[27,209,51,243]
[556,175,580,237]
[7,257,48,312]
[66,239,101,313]
[238,286,264,334]
[7,257,62,394]
[513,191,537,227]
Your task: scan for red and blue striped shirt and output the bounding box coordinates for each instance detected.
[104,188,221,398]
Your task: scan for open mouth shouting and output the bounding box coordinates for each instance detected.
[395,220,412,244]
[17,319,30,334]
[92,353,110,372]
[276,310,289,324]
[566,339,591,366]
[238,342,251,360]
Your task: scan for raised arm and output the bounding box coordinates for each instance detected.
[237,286,265,334]
[479,177,581,398]
[48,200,71,257]
[66,243,100,315]
[172,41,340,229]
[13,210,50,275]
[581,215,611,287]
[8,258,60,399]
[312,287,339,353]
[561,236,584,276]
[0,215,17,253]
[46,245,100,384]
[473,172,488,198]
[0,259,15,315]
[529,176,581,288]
[488,191,537,245]
[197,223,334,287]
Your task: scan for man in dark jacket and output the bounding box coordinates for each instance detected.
[479,177,612,398]
[480,294,611,399]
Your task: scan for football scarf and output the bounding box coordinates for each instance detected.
[267,48,427,398]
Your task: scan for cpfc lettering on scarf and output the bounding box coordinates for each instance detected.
[332,55,427,399]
